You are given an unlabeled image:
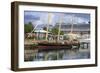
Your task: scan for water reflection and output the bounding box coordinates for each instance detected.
[24,48,90,61]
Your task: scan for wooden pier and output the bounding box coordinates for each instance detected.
[80,39,90,49]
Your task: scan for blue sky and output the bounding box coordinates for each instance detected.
[24,11,90,29]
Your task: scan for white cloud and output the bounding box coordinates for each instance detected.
[63,14,89,24]
[77,17,88,24]
[25,11,89,26]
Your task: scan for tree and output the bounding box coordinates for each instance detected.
[43,27,47,31]
[24,22,34,33]
[51,27,64,35]
[51,27,64,42]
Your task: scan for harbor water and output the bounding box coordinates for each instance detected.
[24,42,90,61]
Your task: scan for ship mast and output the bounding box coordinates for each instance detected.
[45,12,51,40]
[70,15,74,33]
[57,14,63,41]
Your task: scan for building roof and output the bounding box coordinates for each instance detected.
[34,29,50,33]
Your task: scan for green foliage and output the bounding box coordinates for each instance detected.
[60,31,64,35]
[24,22,34,33]
[51,27,64,35]
[43,27,47,31]
[51,27,58,35]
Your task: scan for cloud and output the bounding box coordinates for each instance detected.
[24,15,40,20]
[62,14,89,24]
[76,17,89,24]
[24,11,90,28]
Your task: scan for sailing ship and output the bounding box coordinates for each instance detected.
[25,13,80,50]
[37,13,80,49]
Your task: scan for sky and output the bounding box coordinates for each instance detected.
[24,11,90,29]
